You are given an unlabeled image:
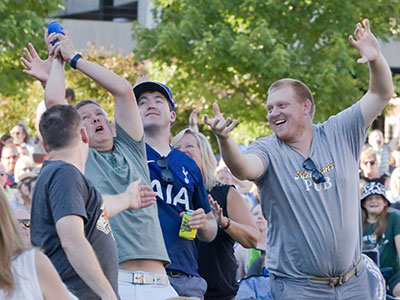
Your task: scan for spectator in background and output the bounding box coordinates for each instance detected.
[0,188,71,300]
[172,128,259,300]
[235,204,268,280]
[387,168,400,207]
[14,155,35,183]
[12,172,38,213]
[361,182,400,297]
[360,147,390,190]
[10,122,34,155]
[368,125,399,176]
[1,134,13,146]
[1,144,19,187]
[390,147,400,173]
[65,87,76,105]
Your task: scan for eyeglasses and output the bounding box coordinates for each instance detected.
[363,160,376,166]
[157,157,173,183]
[18,219,30,228]
[302,158,326,184]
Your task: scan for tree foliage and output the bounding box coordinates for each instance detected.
[0,44,149,137]
[133,0,400,145]
[0,0,62,96]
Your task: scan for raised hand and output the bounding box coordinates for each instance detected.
[135,74,150,86]
[124,179,157,210]
[48,30,77,63]
[349,19,380,64]
[189,108,200,132]
[21,43,52,85]
[209,195,224,226]
[203,102,238,140]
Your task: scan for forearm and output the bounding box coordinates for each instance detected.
[368,52,394,101]
[223,220,259,248]
[218,136,252,180]
[44,58,67,108]
[62,236,116,299]
[103,194,128,218]
[197,216,217,242]
[72,57,132,99]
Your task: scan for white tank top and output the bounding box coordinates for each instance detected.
[0,249,43,300]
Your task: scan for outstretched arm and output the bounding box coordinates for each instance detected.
[103,179,156,217]
[51,30,143,141]
[204,103,264,180]
[349,19,394,128]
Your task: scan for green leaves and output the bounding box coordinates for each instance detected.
[134,0,400,147]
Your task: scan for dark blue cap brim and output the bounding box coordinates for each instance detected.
[133,81,175,110]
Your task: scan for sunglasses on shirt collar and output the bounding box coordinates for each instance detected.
[302,157,326,184]
[157,157,173,183]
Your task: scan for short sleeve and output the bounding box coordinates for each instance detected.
[48,165,88,223]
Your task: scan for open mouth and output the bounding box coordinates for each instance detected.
[275,120,286,126]
[95,126,104,133]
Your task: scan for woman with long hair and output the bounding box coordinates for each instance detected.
[0,189,70,299]
[172,128,259,300]
[361,182,400,297]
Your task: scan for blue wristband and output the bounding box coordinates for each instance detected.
[70,54,82,69]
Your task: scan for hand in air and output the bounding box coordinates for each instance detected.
[203,103,238,140]
[349,19,380,64]
[21,43,52,84]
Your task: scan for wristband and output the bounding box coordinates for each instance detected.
[70,54,82,69]
[219,217,231,230]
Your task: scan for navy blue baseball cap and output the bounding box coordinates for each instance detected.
[133,81,175,111]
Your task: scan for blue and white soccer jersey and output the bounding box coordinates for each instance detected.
[146,144,211,276]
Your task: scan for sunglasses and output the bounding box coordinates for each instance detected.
[18,219,30,228]
[157,157,173,183]
[302,158,326,184]
[363,160,375,166]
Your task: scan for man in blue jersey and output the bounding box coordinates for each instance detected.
[134,81,218,299]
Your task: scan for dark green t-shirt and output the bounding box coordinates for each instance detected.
[363,210,400,283]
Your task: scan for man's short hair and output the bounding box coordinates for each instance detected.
[74,99,102,111]
[39,105,82,152]
[268,78,315,117]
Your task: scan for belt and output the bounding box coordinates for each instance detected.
[308,258,364,288]
[118,270,170,285]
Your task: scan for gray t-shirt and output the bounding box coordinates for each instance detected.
[85,123,170,264]
[246,102,367,278]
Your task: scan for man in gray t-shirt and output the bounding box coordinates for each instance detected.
[25,28,178,299]
[205,20,393,299]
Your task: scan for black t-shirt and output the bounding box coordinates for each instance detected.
[197,184,238,300]
[31,160,118,299]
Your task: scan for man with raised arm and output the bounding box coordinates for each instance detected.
[23,29,177,299]
[204,20,393,299]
